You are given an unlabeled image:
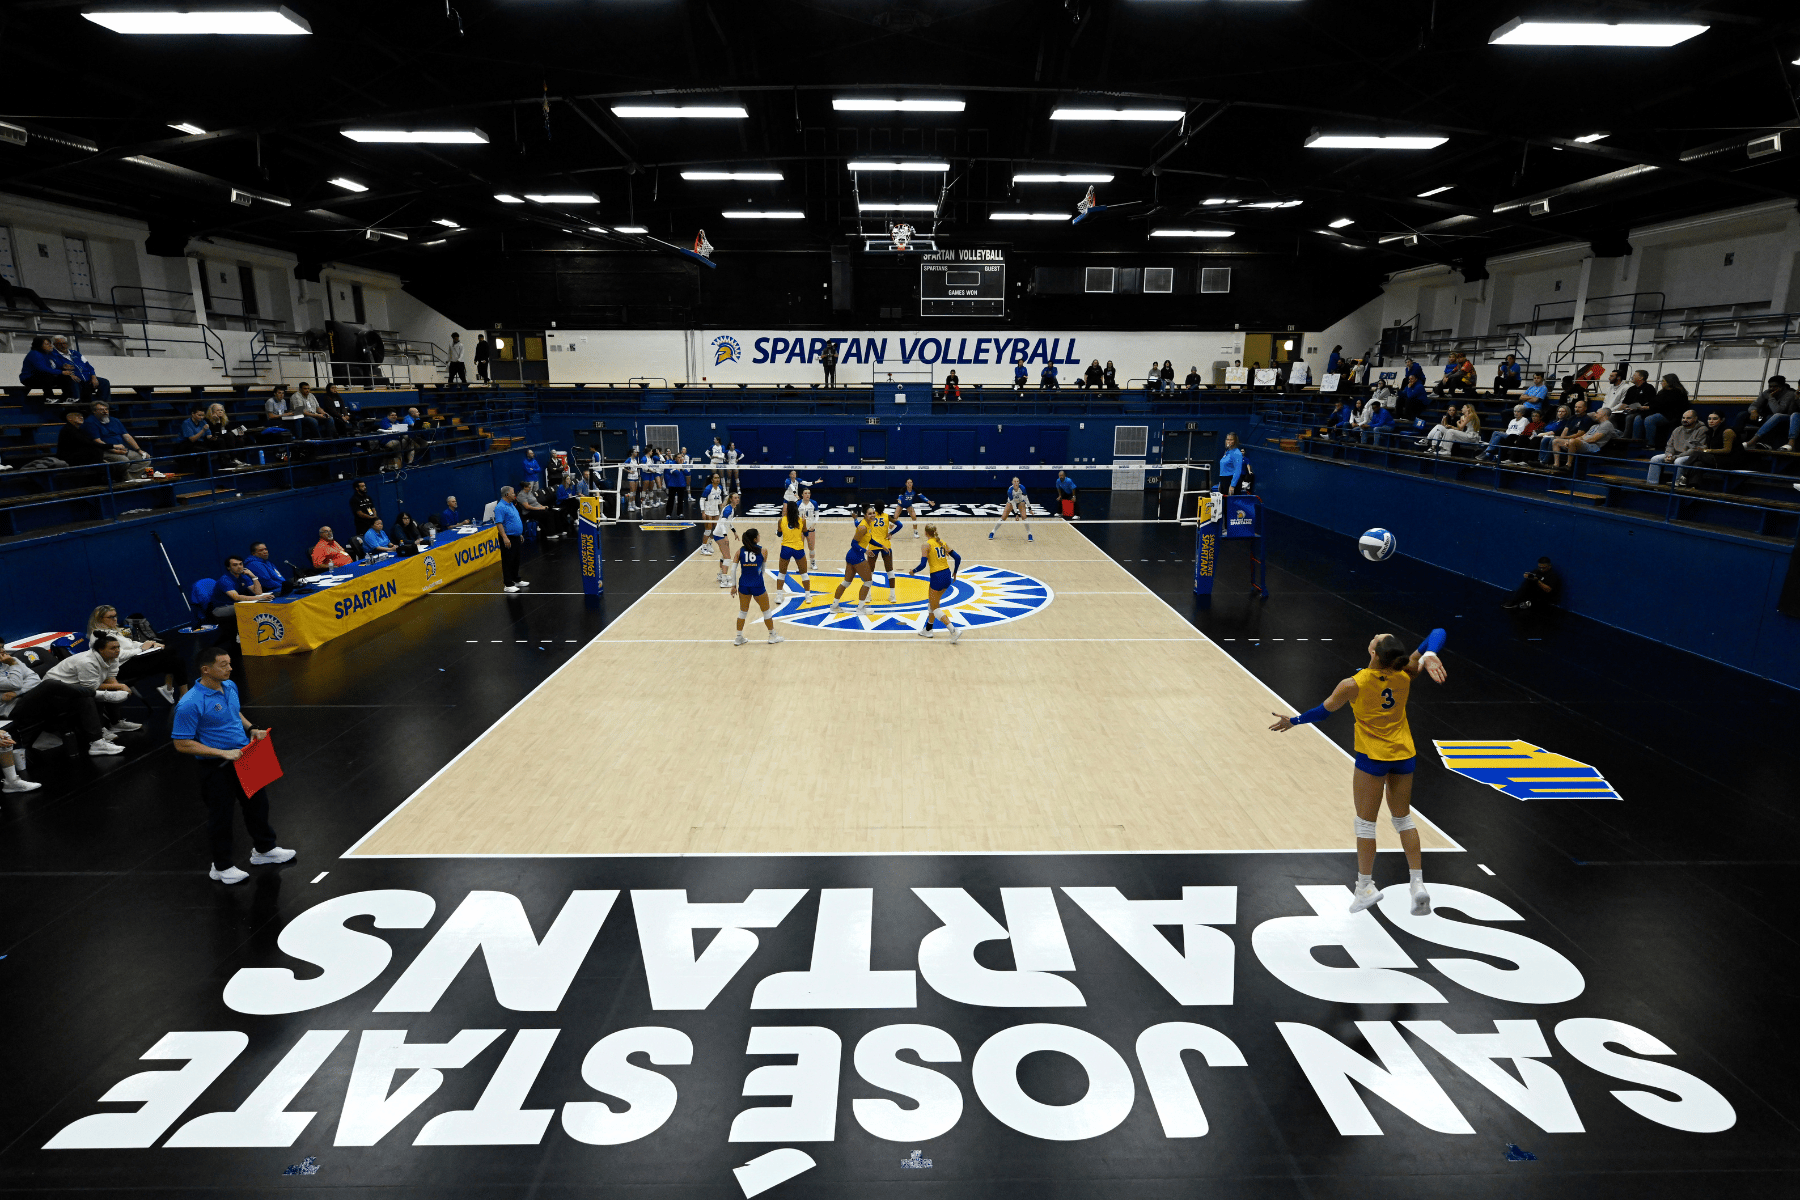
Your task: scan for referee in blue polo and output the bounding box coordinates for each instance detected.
[171,646,295,885]
[495,485,527,593]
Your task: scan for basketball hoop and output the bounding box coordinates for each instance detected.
[890,222,915,250]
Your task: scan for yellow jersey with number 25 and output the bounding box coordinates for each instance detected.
[1349,666,1414,761]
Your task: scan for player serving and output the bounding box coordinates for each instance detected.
[989,476,1032,540]
[731,528,783,646]
[911,524,963,642]
[1267,628,1449,916]
[897,478,932,538]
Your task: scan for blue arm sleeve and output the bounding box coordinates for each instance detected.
[1288,704,1333,726]
[1417,628,1447,656]
[912,557,927,574]
[950,550,962,568]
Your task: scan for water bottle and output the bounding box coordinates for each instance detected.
[257,449,265,465]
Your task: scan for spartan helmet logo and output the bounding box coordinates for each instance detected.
[253,612,286,644]
[711,335,742,365]
[890,222,914,249]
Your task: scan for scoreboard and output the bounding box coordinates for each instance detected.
[920,251,1005,316]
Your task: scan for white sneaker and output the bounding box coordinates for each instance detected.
[250,846,297,865]
[733,632,748,646]
[87,739,125,756]
[857,604,870,617]
[3,777,41,793]
[157,683,176,704]
[949,621,962,644]
[1348,880,1382,912]
[918,625,934,638]
[32,732,63,750]
[718,576,729,588]
[106,719,142,733]
[1409,882,1432,916]
[767,632,785,644]
[517,580,530,587]
[210,864,249,885]
[828,602,842,616]
[504,584,520,593]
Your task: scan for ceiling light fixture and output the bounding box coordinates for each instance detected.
[1329,217,1354,228]
[328,177,368,193]
[1489,18,1707,47]
[168,122,206,135]
[586,225,608,233]
[681,171,784,181]
[860,202,938,211]
[723,210,804,219]
[613,225,647,233]
[1150,229,1236,238]
[494,193,523,203]
[834,98,965,112]
[1244,199,1303,208]
[989,212,1069,221]
[524,193,599,203]
[433,218,461,228]
[1306,131,1447,149]
[422,238,447,247]
[1203,198,1238,205]
[611,105,748,119]
[1573,132,1609,143]
[1417,185,1453,197]
[1050,108,1183,121]
[342,128,488,144]
[1013,173,1115,183]
[84,6,311,34]
[846,160,950,172]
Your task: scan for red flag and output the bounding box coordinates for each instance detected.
[234,732,284,796]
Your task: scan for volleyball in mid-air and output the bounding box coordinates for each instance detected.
[1359,528,1397,561]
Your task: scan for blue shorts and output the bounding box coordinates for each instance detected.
[1354,753,1416,777]
[779,545,805,561]
[929,570,953,592]
[845,545,867,566]
[739,577,766,597]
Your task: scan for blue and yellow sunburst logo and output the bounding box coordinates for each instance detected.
[766,564,1052,631]
[710,335,742,366]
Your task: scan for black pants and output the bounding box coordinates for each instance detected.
[197,758,277,870]
[118,646,178,688]
[24,372,77,402]
[1493,376,1516,396]
[1230,467,1256,494]
[822,363,836,385]
[667,487,686,517]
[500,537,522,585]
[1435,379,1476,397]
[8,679,106,745]
[447,362,467,385]
[1503,575,1555,608]
[476,360,489,382]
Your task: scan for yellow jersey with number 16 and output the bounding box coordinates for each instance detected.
[1349,666,1413,760]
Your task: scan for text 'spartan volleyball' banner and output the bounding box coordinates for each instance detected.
[242,527,502,656]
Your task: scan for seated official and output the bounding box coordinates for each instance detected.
[45,634,140,729]
[361,518,395,556]
[20,335,78,403]
[86,604,180,704]
[212,555,268,637]
[245,542,292,595]
[311,526,354,569]
[51,336,109,405]
[394,511,427,545]
[438,495,464,529]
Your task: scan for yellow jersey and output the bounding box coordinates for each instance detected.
[867,512,893,549]
[924,537,954,574]
[780,512,805,549]
[851,519,874,550]
[1350,666,1414,760]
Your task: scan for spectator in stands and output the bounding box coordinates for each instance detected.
[819,338,838,386]
[1434,355,1478,398]
[1327,345,1344,376]
[1492,354,1521,397]
[1363,399,1395,444]
[85,605,180,704]
[1497,406,1544,463]
[1501,557,1561,610]
[1145,361,1162,394]
[312,526,353,569]
[361,518,394,556]
[446,331,467,386]
[1694,410,1738,488]
[3,647,123,758]
[1421,403,1483,456]
[1557,361,1603,401]
[1219,432,1253,493]
[50,336,109,406]
[942,369,961,401]
[264,384,303,439]
[245,542,291,596]
[1568,397,1597,429]
[1479,405,1531,462]
[376,411,414,468]
[1082,359,1103,389]
[495,486,526,592]
[203,403,251,466]
[1040,361,1060,389]
[474,333,491,382]
[322,383,357,431]
[1745,375,1797,450]
[1533,403,1575,464]
[1160,360,1176,391]
[1517,371,1550,413]
[55,406,104,475]
[85,400,155,479]
[1185,365,1202,394]
[1327,400,1353,440]
[1644,374,1689,450]
[294,384,329,439]
[439,495,463,528]
[1648,409,1707,488]
[45,633,139,733]
[1602,369,1630,413]
[19,335,78,404]
[1549,405,1617,470]
[0,276,55,314]
[1402,357,1425,389]
[521,448,544,490]
[1102,361,1117,391]
[1013,358,1028,391]
[1396,376,1428,426]
[178,403,212,452]
[1614,369,1657,439]
[1286,359,1311,392]
[350,480,378,540]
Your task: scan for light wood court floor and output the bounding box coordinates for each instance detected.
[348,519,1459,857]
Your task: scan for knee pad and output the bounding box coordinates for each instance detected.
[1354,817,1378,840]
[1391,813,1416,833]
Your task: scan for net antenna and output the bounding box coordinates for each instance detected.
[1176,462,1216,526]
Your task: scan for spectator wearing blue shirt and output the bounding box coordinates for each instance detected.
[171,647,294,885]
[1402,358,1424,388]
[210,554,266,641]
[1327,400,1353,439]
[1519,372,1550,413]
[1014,359,1029,391]
[521,448,544,489]
[1534,403,1575,464]
[1363,400,1395,444]
[177,403,217,464]
[439,495,463,529]
[1327,345,1344,376]
[1397,378,1429,426]
[20,335,78,403]
[1039,362,1060,390]
[51,336,109,405]
[1219,431,1254,494]
[495,486,526,592]
[361,518,393,556]
[85,400,154,478]
[244,542,290,596]
[1493,353,1521,397]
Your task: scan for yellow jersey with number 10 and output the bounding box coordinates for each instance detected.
[1349,666,1414,760]
[925,537,954,573]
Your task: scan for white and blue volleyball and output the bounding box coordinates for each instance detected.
[1358,528,1397,562]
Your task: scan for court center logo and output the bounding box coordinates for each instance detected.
[252,612,286,645]
[710,335,742,367]
[768,564,1053,632]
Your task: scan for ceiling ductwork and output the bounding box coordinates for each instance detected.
[1493,163,1664,217]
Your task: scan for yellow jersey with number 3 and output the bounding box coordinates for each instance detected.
[1349,666,1414,760]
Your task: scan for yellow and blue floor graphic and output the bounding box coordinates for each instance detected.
[1432,739,1623,801]
[763,564,1054,631]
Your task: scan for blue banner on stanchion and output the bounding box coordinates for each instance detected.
[578,496,605,598]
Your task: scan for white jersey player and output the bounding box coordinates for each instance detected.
[711,493,738,586]
[799,487,820,562]
[782,470,816,504]
[989,476,1032,541]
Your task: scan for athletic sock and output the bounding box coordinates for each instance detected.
[1409,869,1424,885]
[1356,873,1373,888]
[1,765,17,782]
